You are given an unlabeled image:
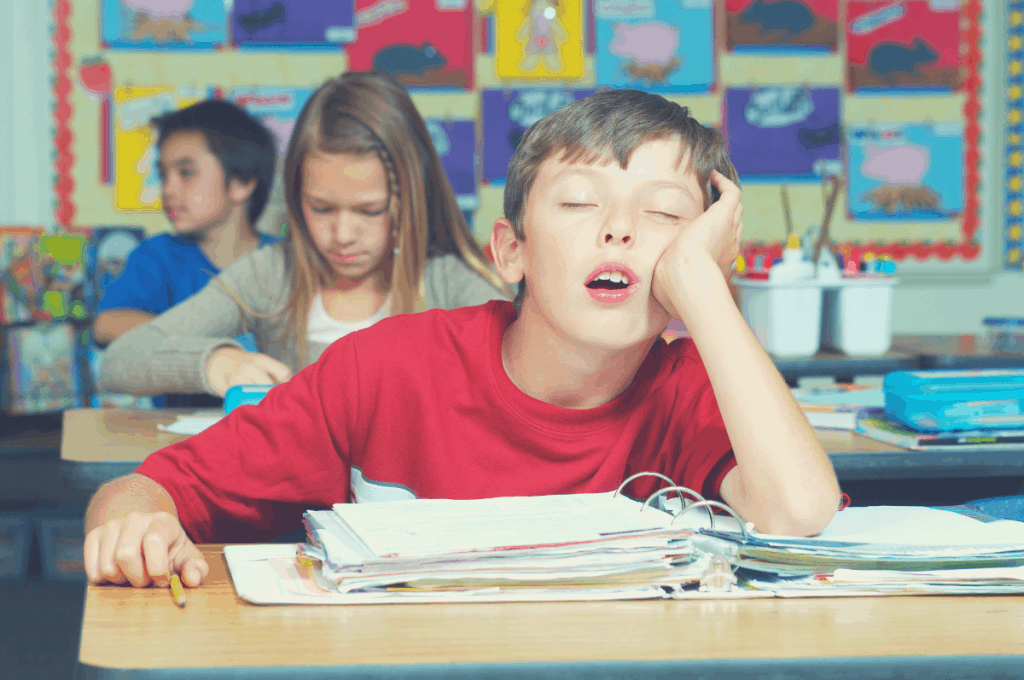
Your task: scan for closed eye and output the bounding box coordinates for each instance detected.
[647,211,679,220]
[561,203,596,209]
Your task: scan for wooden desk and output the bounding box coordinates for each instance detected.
[60,408,1024,483]
[773,347,918,386]
[75,546,1024,680]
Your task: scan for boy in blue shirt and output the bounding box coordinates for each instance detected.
[93,100,279,407]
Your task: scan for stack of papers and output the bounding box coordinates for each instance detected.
[696,505,1024,596]
[791,384,884,430]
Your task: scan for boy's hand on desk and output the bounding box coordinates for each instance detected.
[207,347,293,397]
[83,511,209,589]
[652,170,743,320]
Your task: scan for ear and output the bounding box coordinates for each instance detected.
[228,176,258,206]
[490,217,525,288]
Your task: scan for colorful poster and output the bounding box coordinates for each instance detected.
[846,1,961,91]
[494,0,585,80]
[594,0,715,92]
[0,228,44,324]
[232,0,356,48]
[227,87,314,158]
[726,0,838,51]
[725,87,841,180]
[4,323,84,415]
[345,0,474,89]
[38,233,89,322]
[846,123,964,220]
[426,119,478,211]
[113,86,205,212]
[481,89,595,182]
[102,0,228,49]
[84,227,146,314]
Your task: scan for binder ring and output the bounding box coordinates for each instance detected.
[640,486,712,526]
[671,500,750,541]
[615,472,693,511]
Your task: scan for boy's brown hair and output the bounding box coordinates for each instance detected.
[503,90,740,309]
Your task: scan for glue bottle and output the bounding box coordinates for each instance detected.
[769,233,815,283]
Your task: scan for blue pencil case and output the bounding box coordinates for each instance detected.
[883,369,1024,432]
[224,384,275,414]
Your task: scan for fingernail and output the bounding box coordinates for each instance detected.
[187,567,200,584]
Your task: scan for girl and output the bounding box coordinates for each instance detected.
[100,72,511,397]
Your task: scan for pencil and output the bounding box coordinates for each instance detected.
[170,573,187,609]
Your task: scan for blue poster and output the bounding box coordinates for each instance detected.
[227,87,315,159]
[102,0,228,50]
[426,120,478,212]
[847,123,964,220]
[594,0,714,92]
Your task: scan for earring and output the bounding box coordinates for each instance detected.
[392,246,400,256]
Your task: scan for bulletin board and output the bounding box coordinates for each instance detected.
[49,0,1008,278]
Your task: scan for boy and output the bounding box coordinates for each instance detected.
[83,90,840,589]
[92,100,279,406]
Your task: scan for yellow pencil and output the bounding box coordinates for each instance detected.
[169,573,187,609]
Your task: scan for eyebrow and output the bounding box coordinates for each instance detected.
[159,158,197,170]
[303,192,388,206]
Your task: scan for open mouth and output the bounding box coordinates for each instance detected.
[585,270,633,291]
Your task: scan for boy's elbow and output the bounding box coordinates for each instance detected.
[761,484,841,537]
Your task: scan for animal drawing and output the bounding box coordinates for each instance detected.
[740,0,815,37]
[797,122,839,150]
[867,38,938,83]
[372,44,447,80]
[238,2,285,35]
[517,0,568,72]
[864,185,940,213]
[744,87,814,128]
[623,58,681,85]
[129,13,204,42]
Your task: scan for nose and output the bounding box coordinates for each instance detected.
[333,209,361,245]
[597,205,635,247]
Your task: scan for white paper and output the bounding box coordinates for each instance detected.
[157,410,224,435]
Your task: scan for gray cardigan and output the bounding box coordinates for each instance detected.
[99,242,510,396]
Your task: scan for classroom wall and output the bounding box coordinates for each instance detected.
[0,1,1019,336]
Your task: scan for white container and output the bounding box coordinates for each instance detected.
[821,277,899,356]
[733,278,824,358]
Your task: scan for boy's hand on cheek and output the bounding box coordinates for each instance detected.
[652,170,743,319]
[207,347,293,397]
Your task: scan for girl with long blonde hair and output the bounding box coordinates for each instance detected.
[100,71,510,398]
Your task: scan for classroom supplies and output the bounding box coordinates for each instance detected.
[856,407,1024,450]
[791,384,884,430]
[882,369,1024,431]
[820,276,899,356]
[224,384,274,414]
[226,480,1024,604]
[983,318,1024,354]
[170,573,187,608]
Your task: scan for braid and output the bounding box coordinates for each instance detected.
[375,146,401,230]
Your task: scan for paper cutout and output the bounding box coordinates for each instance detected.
[726,0,838,51]
[232,0,356,48]
[227,87,314,158]
[426,119,478,211]
[847,123,964,219]
[38,233,89,322]
[725,87,841,179]
[113,86,205,212]
[345,0,474,88]
[481,88,595,182]
[595,0,714,91]
[846,1,960,91]
[494,0,584,80]
[102,0,228,49]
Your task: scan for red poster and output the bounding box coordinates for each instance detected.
[345,0,474,89]
[846,1,960,91]
[726,0,839,51]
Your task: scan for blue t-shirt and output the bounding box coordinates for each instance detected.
[97,232,279,408]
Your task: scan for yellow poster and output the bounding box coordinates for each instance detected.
[113,85,202,212]
[494,0,584,81]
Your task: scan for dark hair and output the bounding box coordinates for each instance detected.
[154,99,276,225]
[503,89,739,309]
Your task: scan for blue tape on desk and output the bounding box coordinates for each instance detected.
[223,385,274,415]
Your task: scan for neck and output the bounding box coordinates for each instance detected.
[320,264,393,322]
[501,304,657,409]
[193,208,260,270]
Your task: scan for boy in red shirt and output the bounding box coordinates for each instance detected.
[84,90,840,590]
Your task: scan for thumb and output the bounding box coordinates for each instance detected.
[176,545,210,588]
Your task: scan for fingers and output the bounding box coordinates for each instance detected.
[178,551,211,588]
[96,521,128,585]
[116,513,162,588]
[710,170,742,209]
[251,354,293,385]
[83,527,103,584]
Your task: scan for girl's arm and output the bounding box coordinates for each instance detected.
[429,254,513,309]
[99,245,291,396]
